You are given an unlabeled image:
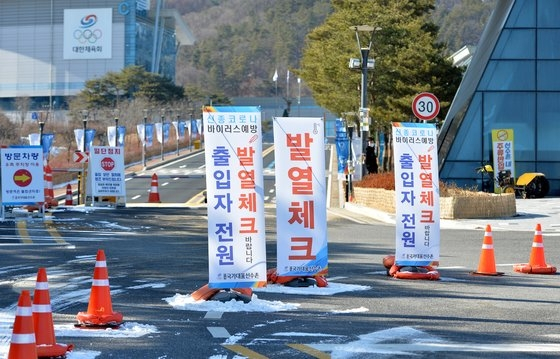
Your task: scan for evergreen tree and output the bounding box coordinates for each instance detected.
[299,0,463,130]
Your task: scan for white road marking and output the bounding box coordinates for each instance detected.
[204,311,224,320]
[207,326,230,338]
[311,342,560,353]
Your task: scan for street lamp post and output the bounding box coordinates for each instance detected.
[81,110,89,153]
[297,77,301,116]
[142,109,148,169]
[175,109,181,156]
[38,118,45,147]
[346,125,355,202]
[113,109,120,147]
[350,25,381,176]
[160,108,166,161]
[80,109,89,205]
[189,109,194,151]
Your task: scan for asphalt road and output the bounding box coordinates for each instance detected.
[0,147,559,358]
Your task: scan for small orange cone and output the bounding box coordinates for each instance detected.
[471,224,504,276]
[76,250,123,327]
[32,268,74,357]
[64,184,74,206]
[8,290,37,359]
[148,173,161,203]
[513,224,557,274]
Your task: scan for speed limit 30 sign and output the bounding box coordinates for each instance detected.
[412,92,440,121]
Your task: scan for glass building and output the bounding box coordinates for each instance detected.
[438,0,560,196]
[0,0,194,108]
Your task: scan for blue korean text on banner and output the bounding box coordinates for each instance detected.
[163,122,170,143]
[145,123,154,147]
[392,122,440,267]
[117,126,126,147]
[85,129,96,152]
[42,133,54,155]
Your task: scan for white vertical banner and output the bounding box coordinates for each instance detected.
[273,117,328,276]
[351,136,363,181]
[203,106,267,288]
[154,122,163,144]
[28,133,41,146]
[172,121,179,140]
[392,122,440,266]
[74,129,84,152]
[107,126,117,147]
[136,124,145,145]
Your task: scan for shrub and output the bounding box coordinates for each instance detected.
[354,172,489,197]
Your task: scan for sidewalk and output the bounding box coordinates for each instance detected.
[326,145,560,232]
[344,198,560,232]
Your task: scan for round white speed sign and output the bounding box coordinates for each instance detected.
[412,92,440,121]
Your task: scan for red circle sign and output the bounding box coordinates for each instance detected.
[13,169,32,187]
[412,92,440,121]
[100,157,115,171]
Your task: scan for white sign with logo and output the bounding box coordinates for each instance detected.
[87,146,125,196]
[0,146,44,205]
[63,8,112,60]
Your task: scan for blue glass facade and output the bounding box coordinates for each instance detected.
[135,12,177,80]
[438,0,560,195]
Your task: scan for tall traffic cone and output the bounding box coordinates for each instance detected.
[513,224,557,274]
[148,173,161,203]
[76,250,124,327]
[44,165,58,208]
[64,184,74,206]
[8,290,37,359]
[471,224,504,276]
[32,268,74,357]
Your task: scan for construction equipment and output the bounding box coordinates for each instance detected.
[475,164,549,198]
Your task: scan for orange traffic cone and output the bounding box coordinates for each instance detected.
[471,224,504,276]
[76,250,123,327]
[64,184,74,206]
[44,165,58,208]
[148,173,161,203]
[513,224,557,274]
[32,268,74,357]
[191,284,220,301]
[8,290,37,359]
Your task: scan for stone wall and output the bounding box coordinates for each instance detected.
[352,187,516,219]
